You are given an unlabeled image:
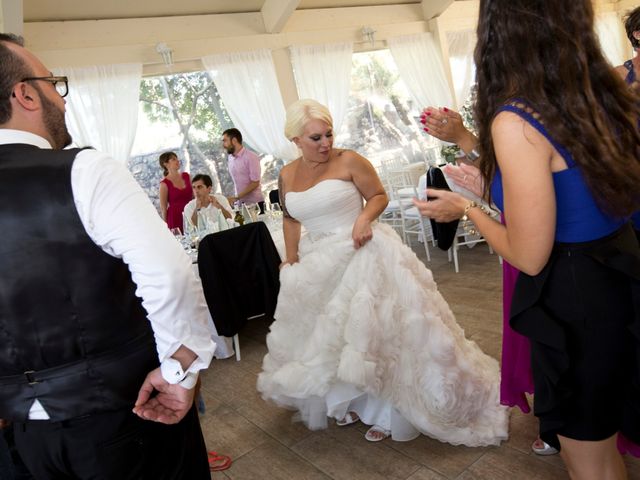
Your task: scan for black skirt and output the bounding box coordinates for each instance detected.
[510,224,640,450]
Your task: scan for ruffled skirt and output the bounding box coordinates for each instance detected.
[257,223,508,447]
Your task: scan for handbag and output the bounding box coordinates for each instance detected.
[426,166,459,251]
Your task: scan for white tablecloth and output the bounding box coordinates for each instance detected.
[187,217,285,360]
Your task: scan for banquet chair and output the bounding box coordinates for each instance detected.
[198,222,281,360]
[377,169,405,240]
[446,209,501,272]
[268,188,280,207]
[386,170,432,262]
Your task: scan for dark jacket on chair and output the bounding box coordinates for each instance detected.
[198,222,281,337]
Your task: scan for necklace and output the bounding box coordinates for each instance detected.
[302,156,329,169]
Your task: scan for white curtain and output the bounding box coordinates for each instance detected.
[595,11,627,67]
[202,50,298,161]
[387,33,453,110]
[446,30,476,109]
[289,42,353,134]
[54,63,142,164]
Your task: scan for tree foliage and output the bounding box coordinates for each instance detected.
[136,71,235,195]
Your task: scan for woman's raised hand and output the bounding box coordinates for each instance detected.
[420,107,468,144]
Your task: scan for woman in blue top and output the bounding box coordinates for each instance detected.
[414,0,640,478]
[615,5,640,242]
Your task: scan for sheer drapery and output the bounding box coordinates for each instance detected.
[595,11,627,66]
[387,33,453,110]
[446,30,476,109]
[289,42,353,134]
[202,50,298,161]
[54,63,142,164]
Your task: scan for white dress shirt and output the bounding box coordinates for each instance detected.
[183,194,233,231]
[0,130,216,419]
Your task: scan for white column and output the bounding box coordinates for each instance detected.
[0,0,23,36]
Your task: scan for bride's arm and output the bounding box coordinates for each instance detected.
[278,171,301,265]
[347,151,389,249]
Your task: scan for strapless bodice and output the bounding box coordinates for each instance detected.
[285,179,363,236]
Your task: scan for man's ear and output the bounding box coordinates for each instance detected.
[11,83,38,111]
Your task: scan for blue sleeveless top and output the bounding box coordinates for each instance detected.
[623,60,640,229]
[624,59,636,84]
[490,103,626,242]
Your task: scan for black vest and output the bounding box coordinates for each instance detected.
[0,144,159,421]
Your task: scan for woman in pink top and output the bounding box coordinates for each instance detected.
[158,151,193,233]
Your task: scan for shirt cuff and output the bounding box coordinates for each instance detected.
[160,357,187,384]
[178,371,199,390]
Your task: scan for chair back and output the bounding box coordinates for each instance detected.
[268,189,280,206]
[198,222,281,336]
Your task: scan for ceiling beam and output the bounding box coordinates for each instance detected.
[0,0,24,35]
[421,0,454,20]
[261,0,300,33]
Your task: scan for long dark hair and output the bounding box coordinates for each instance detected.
[625,6,640,49]
[474,0,640,217]
[158,151,176,177]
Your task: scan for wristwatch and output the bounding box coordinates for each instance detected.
[466,148,480,162]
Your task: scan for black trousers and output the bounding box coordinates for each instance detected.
[14,405,209,480]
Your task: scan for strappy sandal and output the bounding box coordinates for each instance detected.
[365,425,391,442]
[208,451,232,471]
[336,411,359,427]
[531,438,558,456]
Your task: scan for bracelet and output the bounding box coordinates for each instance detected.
[460,201,490,235]
[466,148,480,162]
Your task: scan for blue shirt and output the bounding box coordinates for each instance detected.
[490,103,625,243]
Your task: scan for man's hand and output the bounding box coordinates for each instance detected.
[132,368,195,425]
[0,419,8,429]
[226,196,237,206]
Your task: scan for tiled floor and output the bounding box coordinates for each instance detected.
[199,240,640,479]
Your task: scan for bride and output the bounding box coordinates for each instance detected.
[257,99,508,445]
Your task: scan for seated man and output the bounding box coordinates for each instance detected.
[184,174,233,231]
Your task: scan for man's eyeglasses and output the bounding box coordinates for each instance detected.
[20,76,69,98]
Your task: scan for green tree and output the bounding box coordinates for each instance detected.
[139,71,234,193]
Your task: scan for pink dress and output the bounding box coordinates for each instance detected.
[500,259,534,412]
[161,172,193,233]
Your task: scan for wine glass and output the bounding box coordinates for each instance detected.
[270,203,282,219]
[250,203,261,221]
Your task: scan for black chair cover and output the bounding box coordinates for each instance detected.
[198,222,281,337]
[426,166,459,251]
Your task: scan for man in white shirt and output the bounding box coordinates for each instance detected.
[184,173,232,231]
[0,33,215,478]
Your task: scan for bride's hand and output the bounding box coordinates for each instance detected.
[352,216,373,249]
[280,257,298,270]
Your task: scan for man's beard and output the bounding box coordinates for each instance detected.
[224,145,235,155]
[39,89,72,149]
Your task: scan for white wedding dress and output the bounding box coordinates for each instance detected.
[257,179,508,446]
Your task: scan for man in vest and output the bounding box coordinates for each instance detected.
[0,33,215,479]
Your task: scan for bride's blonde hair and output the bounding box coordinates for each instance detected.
[284,99,333,141]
